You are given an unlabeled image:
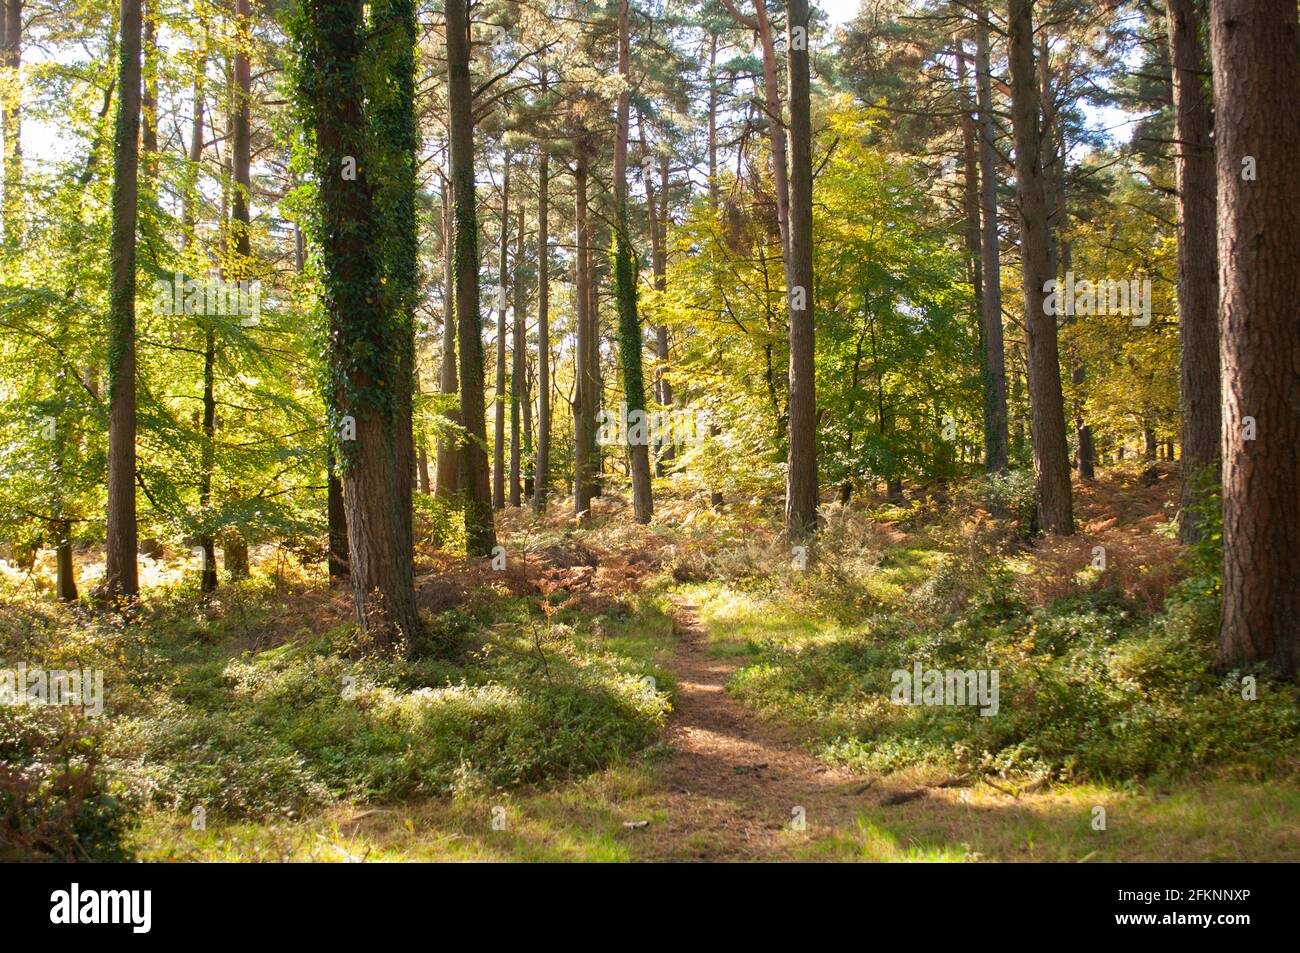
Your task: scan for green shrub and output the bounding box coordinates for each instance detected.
[0,706,137,861]
[729,579,1300,783]
[107,628,669,819]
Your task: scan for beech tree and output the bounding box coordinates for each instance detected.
[104,0,143,600]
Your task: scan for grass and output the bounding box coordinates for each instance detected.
[798,780,1300,863]
[6,473,1300,862]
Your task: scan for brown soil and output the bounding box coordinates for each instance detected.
[628,599,871,861]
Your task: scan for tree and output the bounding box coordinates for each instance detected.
[493,160,510,511]
[1165,0,1219,543]
[1008,0,1072,535]
[295,0,420,644]
[975,8,1009,473]
[612,0,652,524]
[446,0,496,555]
[370,0,419,576]
[104,0,144,600]
[510,205,527,507]
[434,175,460,500]
[533,143,551,514]
[572,138,596,517]
[784,0,817,538]
[1210,0,1300,678]
[1,0,22,249]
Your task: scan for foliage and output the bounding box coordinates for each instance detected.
[0,706,138,862]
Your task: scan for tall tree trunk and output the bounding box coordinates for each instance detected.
[1072,364,1096,479]
[54,519,77,601]
[180,40,216,592]
[418,443,431,494]
[2,0,22,249]
[1167,0,1221,543]
[706,30,722,509]
[522,353,534,498]
[784,0,817,538]
[641,117,674,474]
[105,0,143,600]
[613,0,653,524]
[956,32,982,306]
[721,0,790,261]
[181,51,205,245]
[141,0,157,180]
[434,175,460,499]
[230,0,251,265]
[510,206,526,506]
[493,160,510,510]
[327,451,349,580]
[445,0,496,555]
[572,146,596,517]
[533,143,551,513]
[198,326,218,590]
[1211,0,1300,678]
[588,215,605,497]
[220,0,253,582]
[1008,0,1073,535]
[707,30,719,207]
[371,0,418,574]
[297,0,420,644]
[975,11,1009,473]
[956,32,985,447]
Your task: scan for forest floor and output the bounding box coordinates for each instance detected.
[132,584,1300,861]
[7,465,1299,862]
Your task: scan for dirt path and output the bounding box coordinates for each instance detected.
[631,600,871,860]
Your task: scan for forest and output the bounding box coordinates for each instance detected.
[0,0,1297,866]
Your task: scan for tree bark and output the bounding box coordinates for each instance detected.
[222,0,253,584]
[613,0,653,524]
[533,143,551,513]
[510,206,526,506]
[640,116,674,475]
[2,0,22,248]
[198,325,218,591]
[1008,0,1073,535]
[327,451,349,580]
[721,0,791,261]
[1166,0,1221,543]
[434,175,460,499]
[493,160,510,510]
[141,0,157,181]
[298,0,420,643]
[573,146,596,517]
[707,30,719,206]
[105,0,143,600]
[446,0,496,555]
[956,32,985,467]
[1072,364,1096,479]
[975,11,1009,473]
[784,0,817,539]
[54,519,77,601]
[371,0,418,575]
[1210,0,1300,678]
